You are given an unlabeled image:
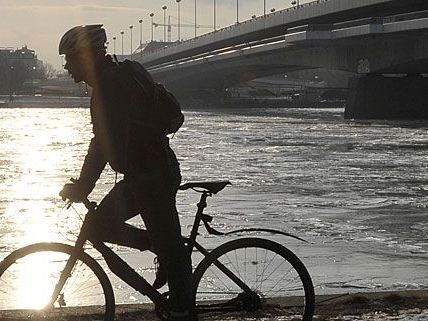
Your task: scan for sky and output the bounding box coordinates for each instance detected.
[0,0,312,70]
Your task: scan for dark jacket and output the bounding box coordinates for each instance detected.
[78,56,180,191]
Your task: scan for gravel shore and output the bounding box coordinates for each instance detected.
[102,290,428,321]
[1,290,426,321]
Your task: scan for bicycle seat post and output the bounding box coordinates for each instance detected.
[188,191,211,244]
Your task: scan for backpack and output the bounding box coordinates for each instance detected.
[118,59,184,135]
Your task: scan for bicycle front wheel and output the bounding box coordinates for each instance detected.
[193,238,315,321]
[0,242,115,321]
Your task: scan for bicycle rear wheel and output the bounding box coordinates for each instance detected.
[193,238,315,321]
[0,242,115,321]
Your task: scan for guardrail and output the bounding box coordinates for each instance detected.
[140,0,332,57]
[146,10,428,73]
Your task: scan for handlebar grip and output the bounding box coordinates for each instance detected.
[82,198,95,210]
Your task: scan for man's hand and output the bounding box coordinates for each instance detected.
[59,178,90,203]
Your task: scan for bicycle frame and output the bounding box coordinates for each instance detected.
[48,190,306,313]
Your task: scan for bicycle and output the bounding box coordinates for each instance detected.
[0,180,315,321]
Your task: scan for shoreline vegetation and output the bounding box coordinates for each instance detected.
[0,290,426,320]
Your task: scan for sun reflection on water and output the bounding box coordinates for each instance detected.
[1,109,86,247]
[14,252,59,309]
[0,109,90,308]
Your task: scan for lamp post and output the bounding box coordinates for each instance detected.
[150,13,154,41]
[194,0,197,38]
[213,0,216,31]
[120,31,124,56]
[236,0,239,24]
[264,0,266,17]
[176,0,181,41]
[112,36,116,55]
[162,5,167,42]
[139,19,143,51]
[129,25,133,59]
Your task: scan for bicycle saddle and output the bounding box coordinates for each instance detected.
[178,181,231,194]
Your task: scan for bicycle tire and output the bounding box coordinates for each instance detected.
[0,242,115,321]
[192,237,315,321]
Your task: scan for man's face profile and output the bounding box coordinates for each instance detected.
[64,53,85,83]
[64,50,96,84]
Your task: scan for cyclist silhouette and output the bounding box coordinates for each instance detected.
[58,25,194,321]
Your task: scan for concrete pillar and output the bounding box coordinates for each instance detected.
[345,74,428,119]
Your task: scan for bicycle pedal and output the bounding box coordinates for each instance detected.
[160,290,170,298]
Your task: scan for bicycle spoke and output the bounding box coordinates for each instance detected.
[266,267,302,296]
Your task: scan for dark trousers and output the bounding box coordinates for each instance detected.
[87,175,192,313]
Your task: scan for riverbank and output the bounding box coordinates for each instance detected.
[102,290,428,320]
[115,290,428,320]
[1,290,426,320]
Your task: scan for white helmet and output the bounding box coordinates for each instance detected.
[59,24,107,55]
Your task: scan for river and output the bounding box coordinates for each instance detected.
[0,106,427,305]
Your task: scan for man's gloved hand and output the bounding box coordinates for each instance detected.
[59,178,91,203]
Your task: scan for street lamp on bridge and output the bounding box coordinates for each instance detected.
[120,31,124,56]
[213,0,217,31]
[176,0,181,41]
[162,5,167,42]
[236,0,239,24]
[150,13,155,41]
[112,36,116,55]
[194,0,197,38]
[129,25,133,59]
[139,19,143,50]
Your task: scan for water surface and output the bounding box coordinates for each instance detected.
[0,106,427,304]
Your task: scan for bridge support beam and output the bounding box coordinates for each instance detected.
[345,74,428,119]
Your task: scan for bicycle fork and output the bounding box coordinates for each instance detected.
[45,204,94,309]
[45,235,87,309]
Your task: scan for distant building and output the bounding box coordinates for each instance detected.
[0,46,44,94]
[0,45,38,70]
[0,45,91,96]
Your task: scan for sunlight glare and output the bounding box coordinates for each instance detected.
[15,253,60,309]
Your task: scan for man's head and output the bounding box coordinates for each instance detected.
[59,25,107,84]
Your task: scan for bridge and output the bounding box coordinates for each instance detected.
[132,0,428,119]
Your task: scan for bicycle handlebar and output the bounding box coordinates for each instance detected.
[82,198,93,209]
[65,198,96,211]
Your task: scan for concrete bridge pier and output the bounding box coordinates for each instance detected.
[345,74,428,119]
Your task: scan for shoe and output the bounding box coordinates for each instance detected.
[168,310,198,321]
[153,256,168,289]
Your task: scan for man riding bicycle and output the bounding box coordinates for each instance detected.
[58,24,195,321]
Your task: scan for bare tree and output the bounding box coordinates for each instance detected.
[42,62,57,79]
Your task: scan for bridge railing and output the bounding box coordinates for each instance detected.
[138,0,332,60]
[145,7,428,74]
[139,0,427,68]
